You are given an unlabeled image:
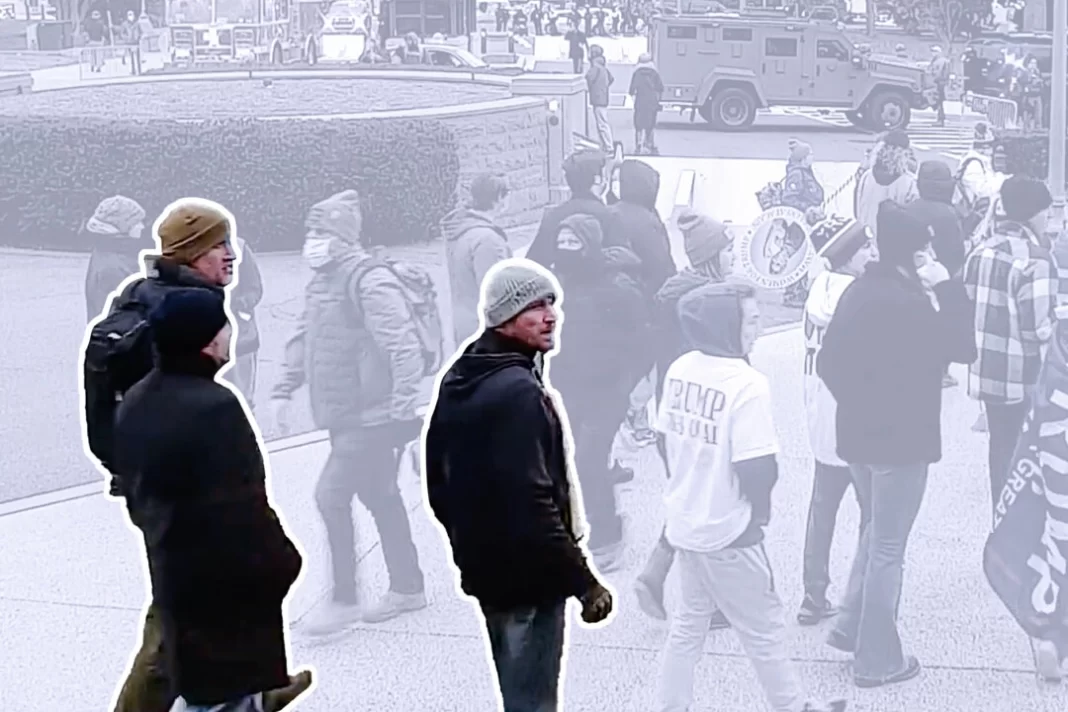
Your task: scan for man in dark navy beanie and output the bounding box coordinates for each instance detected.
[149,289,231,367]
[113,289,314,712]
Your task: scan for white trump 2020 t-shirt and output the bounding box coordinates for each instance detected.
[654,351,780,553]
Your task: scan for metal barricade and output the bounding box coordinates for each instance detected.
[963,91,1019,130]
[79,44,140,80]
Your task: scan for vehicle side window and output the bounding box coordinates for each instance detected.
[816,39,849,61]
[765,37,798,58]
[667,25,697,40]
[723,27,752,42]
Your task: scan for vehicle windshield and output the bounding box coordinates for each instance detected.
[215,0,258,23]
[167,0,258,23]
[451,48,488,67]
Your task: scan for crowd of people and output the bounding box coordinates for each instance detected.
[489,0,659,38]
[79,110,1067,710]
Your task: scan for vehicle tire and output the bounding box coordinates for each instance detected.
[844,109,865,127]
[271,45,283,65]
[705,87,758,131]
[865,90,911,132]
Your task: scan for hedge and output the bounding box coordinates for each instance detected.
[995,129,1068,185]
[0,114,460,252]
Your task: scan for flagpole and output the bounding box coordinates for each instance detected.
[1049,0,1066,230]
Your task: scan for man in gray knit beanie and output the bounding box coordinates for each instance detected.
[424,257,614,711]
[481,260,558,333]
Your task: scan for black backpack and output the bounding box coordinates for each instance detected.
[83,279,155,494]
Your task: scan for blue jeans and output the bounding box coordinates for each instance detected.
[833,463,928,681]
[481,601,567,712]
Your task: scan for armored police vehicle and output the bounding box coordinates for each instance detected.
[650,11,932,131]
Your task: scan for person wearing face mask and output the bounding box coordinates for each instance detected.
[653,281,848,712]
[83,195,149,322]
[440,172,513,346]
[549,213,649,573]
[525,148,629,268]
[83,201,240,712]
[270,189,428,635]
[816,200,976,689]
[963,176,1057,515]
[635,210,736,630]
[112,290,313,712]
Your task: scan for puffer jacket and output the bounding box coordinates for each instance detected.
[610,159,675,295]
[440,207,511,346]
[856,145,919,235]
[271,243,425,430]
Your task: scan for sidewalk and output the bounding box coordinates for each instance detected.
[1,327,1066,711]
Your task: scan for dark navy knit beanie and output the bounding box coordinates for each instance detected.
[149,289,228,355]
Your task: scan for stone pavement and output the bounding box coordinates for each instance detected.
[2,327,1068,711]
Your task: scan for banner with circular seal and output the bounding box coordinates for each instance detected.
[735,206,814,290]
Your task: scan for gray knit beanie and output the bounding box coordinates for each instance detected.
[481,260,557,328]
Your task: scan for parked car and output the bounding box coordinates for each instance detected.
[386,42,531,73]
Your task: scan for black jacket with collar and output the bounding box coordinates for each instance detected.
[817,260,977,466]
[424,329,598,608]
[114,352,302,705]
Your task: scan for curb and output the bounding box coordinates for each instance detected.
[0,427,331,518]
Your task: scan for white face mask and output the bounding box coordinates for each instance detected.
[302,237,334,268]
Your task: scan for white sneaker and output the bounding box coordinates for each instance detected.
[1033,638,1063,682]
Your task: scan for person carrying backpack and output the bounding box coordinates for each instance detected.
[269,189,437,635]
[82,200,237,712]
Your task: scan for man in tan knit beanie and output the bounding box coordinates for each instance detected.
[156,200,236,286]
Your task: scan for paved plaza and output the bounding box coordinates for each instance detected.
[3,324,1068,711]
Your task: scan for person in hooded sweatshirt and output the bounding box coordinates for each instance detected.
[855,130,919,237]
[798,217,877,628]
[610,159,677,452]
[526,148,628,267]
[84,195,149,322]
[816,200,976,689]
[905,159,967,389]
[611,159,675,297]
[635,210,736,631]
[629,53,664,155]
[549,213,650,573]
[423,260,613,711]
[653,281,847,712]
[440,173,513,346]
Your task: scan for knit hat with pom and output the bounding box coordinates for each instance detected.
[306,190,363,243]
[678,210,730,268]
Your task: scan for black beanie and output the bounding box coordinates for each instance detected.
[876,200,932,269]
[1000,176,1053,223]
[150,289,228,355]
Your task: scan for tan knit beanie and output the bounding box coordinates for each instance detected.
[156,201,232,264]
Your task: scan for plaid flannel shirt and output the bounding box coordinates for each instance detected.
[963,219,1058,404]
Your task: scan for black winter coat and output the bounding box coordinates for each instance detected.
[610,159,675,297]
[424,330,598,609]
[114,353,302,705]
[817,260,977,466]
